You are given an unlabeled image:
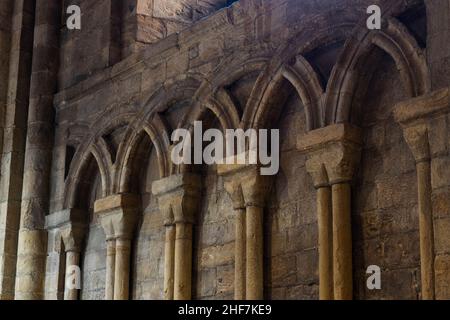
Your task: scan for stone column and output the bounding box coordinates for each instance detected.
[218,165,271,300]
[152,174,202,300]
[425,0,450,90]
[154,198,176,300]
[45,209,86,300]
[94,194,140,300]
[404,126,435,300]
[105,239,116,300]
[220,178,246,300]
[0,0,34,300]
[298,123,362,300]
[304,162,333,300]
[245,205,264,300]
[393,90,450,300]
[61,224,85,301]
[234,207,246,300]
[64,250,80,300]
[114,237,132,300]
[173,221,193,300]
[15,0,61,300]
[163,224,175,300]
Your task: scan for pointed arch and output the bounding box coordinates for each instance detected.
[179,56,269,132]
[325,18,431,125]
[116,116,171,193]
[243,16,357,131]
[63,111,135,209]
[64,149,107,210]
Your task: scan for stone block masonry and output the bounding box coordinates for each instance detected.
[0,0,449,300]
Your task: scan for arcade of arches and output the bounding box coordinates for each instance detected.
[1,0,450,300]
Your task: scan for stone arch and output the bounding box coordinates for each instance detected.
[325,18,431,125]
[64,150,106,210]
[115,76,205,192]
[178,53,271,132]
[63,111,135,209]
[243,14,357,131]
[179,83,243,133]
[116,114,171,194]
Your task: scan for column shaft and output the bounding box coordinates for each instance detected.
[16,0,61,300]
[114,238,132,300]
[246,206,263,300]
[164,225,175,300]
[174,223,193,300]
[0,0,34,300]
[105,239,116,300]
[317,186,333,300]
[416,161,435,299]
[64,251,80,300]
[235,208,246,300]
[14,230,47,299]
[332,183,353,300]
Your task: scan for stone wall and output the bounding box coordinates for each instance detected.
[353,54,420,299]
[135,0,229,44]
[1,0,450,300]
[267,92,319,299]
[132,150,165,299]
[59,0,122,89]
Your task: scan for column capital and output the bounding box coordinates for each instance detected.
[298,123,362,185]
[394,87,450,163]
[305,162,329,189]
[45,208,87,253]
[218,164,272,208]
[403,125,430,163]
[60,225,85,253]
[94,194,140,240]
[218,164,245,210]
[152,173,202,225]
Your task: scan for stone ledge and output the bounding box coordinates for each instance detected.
[217,162,257,177]
[152,173,201,197]
[94,194,140,214]
[394,87,450,125]
[297,123,362,153]
[45,208,87,230]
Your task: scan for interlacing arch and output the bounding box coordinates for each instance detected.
[172,54,270,174]
[115,76,207,192]
[325,17,431,125]
[63,12,431,210]
[243,17,357,131]
[63,112,135,209]
[116,114,171,193]
[178,55,270,132]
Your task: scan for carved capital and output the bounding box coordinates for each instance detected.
[304,161,329,188]
[394,88,450,162]
[403,125,430,163]
[298,124,362,185]
[223,180,245,210]
[45,208,88,253]
[152,174,202,225]
[94,194,140,240]
[218,164,272,208]
[60,225,86,253]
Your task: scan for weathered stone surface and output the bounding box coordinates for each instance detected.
[1,0,450,301]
